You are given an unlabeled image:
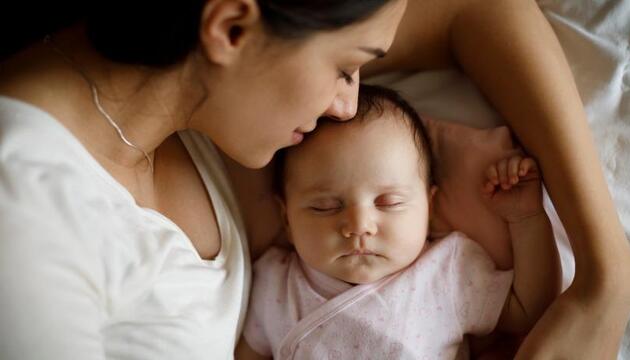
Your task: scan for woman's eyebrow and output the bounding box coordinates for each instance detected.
[359,47,387,59]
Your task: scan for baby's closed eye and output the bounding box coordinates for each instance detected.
[375,194,405,208]
[309,199,343,213]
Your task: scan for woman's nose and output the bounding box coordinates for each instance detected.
[324,73,359,121]
[340,205,377,238]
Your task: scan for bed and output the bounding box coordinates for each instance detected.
[368,0,630,357]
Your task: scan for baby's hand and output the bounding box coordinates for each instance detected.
[482,156,544,223]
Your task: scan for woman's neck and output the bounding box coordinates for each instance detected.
[46,26,207,174]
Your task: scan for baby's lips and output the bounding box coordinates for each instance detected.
[343,248,376,256]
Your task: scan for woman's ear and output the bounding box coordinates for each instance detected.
[199,0,260,65]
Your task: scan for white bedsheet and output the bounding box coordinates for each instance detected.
[368,0,630,357]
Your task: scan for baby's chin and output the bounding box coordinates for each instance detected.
[342,272,385,285]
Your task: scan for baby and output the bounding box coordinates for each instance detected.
[236,85,560,359]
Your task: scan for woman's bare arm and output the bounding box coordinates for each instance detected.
[366,0,630,357]
[448,3,630,357]
[498,213,561,334]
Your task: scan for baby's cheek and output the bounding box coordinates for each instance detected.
[294,232,337,267]
[401,239,426,265]
[381,226,426,269]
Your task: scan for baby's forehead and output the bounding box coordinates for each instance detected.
[310,108,419,152]
[286,109,424,169]
[321,107,413,139]
[275,106,432,199]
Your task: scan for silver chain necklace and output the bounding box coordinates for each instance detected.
[44,35,154,173]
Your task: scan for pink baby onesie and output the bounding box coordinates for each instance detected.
[243,232,513,359]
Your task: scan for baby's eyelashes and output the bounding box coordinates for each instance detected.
[309,199,343,213]
[374,195,406,209]
[305,194,408,214]
[310,206,342,214]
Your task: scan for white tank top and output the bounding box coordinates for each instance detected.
[0,96,251,359]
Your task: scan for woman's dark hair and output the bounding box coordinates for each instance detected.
[85,0,393,67]
[273,84,434,200]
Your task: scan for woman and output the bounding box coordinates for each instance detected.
[0,0,627,359]
[0,0,405,359]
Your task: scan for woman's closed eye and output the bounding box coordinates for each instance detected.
[338,69,356,85]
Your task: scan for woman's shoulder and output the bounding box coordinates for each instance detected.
[1,96,81,170]
[0,97,113,301]
[363,0,493,76]
[0,96,126,229]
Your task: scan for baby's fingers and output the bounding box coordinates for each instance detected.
[485,164,500,185]
[518,158,538,177]
[497,159,510,189]
[508,156,523,185]
[482,180,496,196]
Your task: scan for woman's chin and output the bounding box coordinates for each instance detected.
[229,150,275,169]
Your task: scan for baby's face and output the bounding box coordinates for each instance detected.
[283,113,431,284]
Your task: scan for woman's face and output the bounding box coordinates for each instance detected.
[191,0,407,168]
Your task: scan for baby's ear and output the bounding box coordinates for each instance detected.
[274,195,292,244]
[429,185,438,205]
[428,185,454,238]
[428,185,439,220]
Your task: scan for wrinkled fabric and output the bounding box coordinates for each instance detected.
[244,232,512,360]
[0,97,250,360]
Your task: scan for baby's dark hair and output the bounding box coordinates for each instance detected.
[273,83,433,199]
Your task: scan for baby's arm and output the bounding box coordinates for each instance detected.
[482,156,561,334]
[235,337,270,360]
